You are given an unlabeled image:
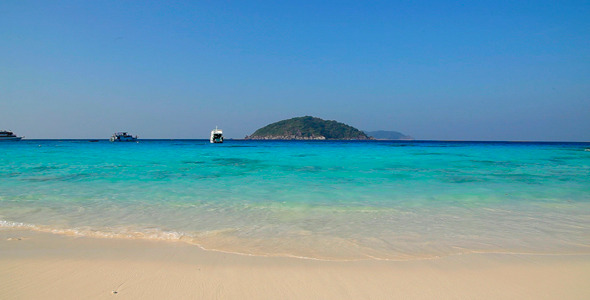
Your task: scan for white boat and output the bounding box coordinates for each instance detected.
[110,132,138,142]
[0,130,23,141]
[210,127,223,143]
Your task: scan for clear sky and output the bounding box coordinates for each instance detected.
[1,1,589,140]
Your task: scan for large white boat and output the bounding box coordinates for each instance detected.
[110,132,138,142]
[210,127,223,143]
[0,130,23,141]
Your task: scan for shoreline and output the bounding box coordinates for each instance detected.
[4,219,589,262]
[2,229,589,299]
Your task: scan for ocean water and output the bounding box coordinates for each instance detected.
[1,140,589,260]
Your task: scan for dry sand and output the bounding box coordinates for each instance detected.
[1,229,589,299]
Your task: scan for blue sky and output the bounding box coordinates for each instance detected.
[1,1,589,140]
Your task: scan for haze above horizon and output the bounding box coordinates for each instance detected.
[1,1,589,141]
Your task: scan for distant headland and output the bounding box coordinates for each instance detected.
[364,130,413,140]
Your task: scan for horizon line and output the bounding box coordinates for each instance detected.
[8,139,590,143]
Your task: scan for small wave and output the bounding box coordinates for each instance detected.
[0,220,36,229]
[0,220,187,242]
[3,219,589,262]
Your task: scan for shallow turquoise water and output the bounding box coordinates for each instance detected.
[1,140,589,260]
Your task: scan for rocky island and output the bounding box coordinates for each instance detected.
[245,116,372,140]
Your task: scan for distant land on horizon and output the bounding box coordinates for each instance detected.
[245,116,372,140]
[364,130,413,140]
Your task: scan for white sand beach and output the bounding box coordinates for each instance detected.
[1,229,589,299]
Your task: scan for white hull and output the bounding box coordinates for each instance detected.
[210,127,223,143]
[110,137,137,142]
[0,136,22,141]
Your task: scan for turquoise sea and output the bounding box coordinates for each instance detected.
[1,140,589,260]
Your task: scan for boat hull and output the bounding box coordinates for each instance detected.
[210,129,223,143]
[0,137,22,141]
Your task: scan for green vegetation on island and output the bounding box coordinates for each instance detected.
[246,116,372,140]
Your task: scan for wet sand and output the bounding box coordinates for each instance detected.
[1,229,589,299]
